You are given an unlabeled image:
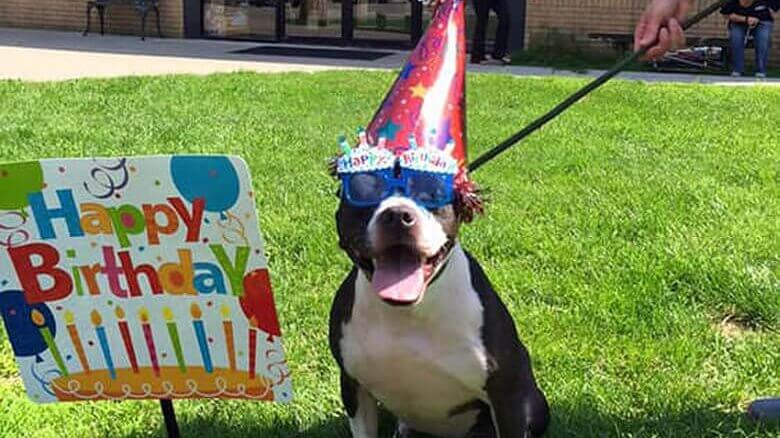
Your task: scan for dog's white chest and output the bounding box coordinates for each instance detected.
[340,247,489,436]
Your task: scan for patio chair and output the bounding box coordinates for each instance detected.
[83,0,162,40]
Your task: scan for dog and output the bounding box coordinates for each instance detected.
[329,182,550,437]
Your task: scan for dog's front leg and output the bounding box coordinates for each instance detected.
[487,380,548,438]
[341,370,378,438]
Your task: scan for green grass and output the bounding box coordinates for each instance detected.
[511,48,621,72]
[0,71,778,437]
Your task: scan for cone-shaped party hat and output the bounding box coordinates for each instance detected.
[334,0,482,220]
[366,0,467,167]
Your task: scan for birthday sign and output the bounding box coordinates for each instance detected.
[0,156,292,403]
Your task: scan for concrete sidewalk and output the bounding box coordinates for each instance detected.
[2,27,779,85]
[0,28,394,81]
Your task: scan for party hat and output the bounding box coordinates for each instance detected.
[366,0,467,168]
[334,0,482,219]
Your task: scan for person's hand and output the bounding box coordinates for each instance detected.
[634,0,691,60]
[747,16,759,27]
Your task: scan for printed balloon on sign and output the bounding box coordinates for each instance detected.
[170,156,240,213]
[0,290,55,361]
[0,161,44,211]
[239,269,282,339]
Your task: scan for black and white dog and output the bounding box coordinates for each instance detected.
[329,189,550,437]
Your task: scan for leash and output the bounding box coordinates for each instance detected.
[468,0,730,173]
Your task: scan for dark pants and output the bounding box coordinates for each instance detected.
[471,0,510,61]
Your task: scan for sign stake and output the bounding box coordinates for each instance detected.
[160,399,181,438]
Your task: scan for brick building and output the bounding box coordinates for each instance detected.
[0,0,776,66]
[524,0,779,67]
[0,0,184,36]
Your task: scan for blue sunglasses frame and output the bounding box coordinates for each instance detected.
[341,168,455,209]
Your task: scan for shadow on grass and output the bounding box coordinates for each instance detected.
[141,408,398,438]
[134,400,780,437]
[550,399,780,437]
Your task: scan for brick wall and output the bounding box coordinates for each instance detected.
[0,0,184,37]
[525,0,780,67]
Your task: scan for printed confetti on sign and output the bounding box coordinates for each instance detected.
[0,156,291,404]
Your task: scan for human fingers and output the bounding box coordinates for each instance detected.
[637,9,664,49]
[645,27,671,60]
[668,18,685,51]
[675,0,691,22]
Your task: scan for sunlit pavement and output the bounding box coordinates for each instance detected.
[2,27,779,85]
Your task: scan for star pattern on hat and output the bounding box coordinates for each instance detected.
[410,83,428,99]
[441,119,453,144]
[401,62,416,80]
[378,120,401,141]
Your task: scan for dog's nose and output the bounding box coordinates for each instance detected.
[379,206,417,229]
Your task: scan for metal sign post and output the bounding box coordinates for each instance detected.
[160,399,181,438]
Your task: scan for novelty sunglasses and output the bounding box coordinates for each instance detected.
[341,168,455,209]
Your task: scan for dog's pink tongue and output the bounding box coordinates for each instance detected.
[372,249,424,304]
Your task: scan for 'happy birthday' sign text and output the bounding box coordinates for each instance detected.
[10,189,250,303]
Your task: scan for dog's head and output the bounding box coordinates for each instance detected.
[334,158,481,307]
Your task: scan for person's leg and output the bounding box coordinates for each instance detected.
[729,23,747,75]
[754,21,773,76]
[490,0,511,60]
[471,0,490,63]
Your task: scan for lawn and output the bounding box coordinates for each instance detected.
[0,71,778,437]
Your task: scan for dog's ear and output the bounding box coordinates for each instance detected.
[454,171,485,224]
[328,155,341,178]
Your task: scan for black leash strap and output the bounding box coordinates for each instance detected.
[468,0,730,173]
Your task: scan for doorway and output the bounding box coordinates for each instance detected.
[202,0,423,46]
[351,0,419,44]
[202,0,280,40]
[284,0,342,39]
